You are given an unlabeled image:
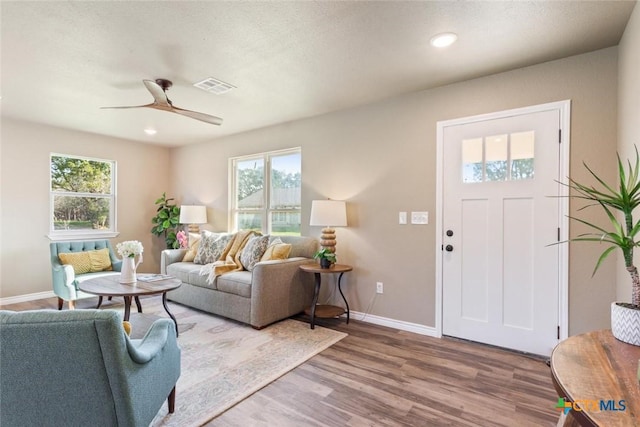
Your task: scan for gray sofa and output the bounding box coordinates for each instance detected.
[161,235,317,328]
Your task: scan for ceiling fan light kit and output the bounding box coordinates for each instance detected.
[101,79,223,126]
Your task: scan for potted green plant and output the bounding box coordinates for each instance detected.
[151,192,181,249]
[564,148,640,346]
[313,248,337,269]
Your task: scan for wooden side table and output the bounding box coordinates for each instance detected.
[299,263,352,329]
[550,329,640,426]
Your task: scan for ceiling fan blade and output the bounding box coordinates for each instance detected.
[100,103,154,110]
[143,79,171,107]
[171,106,223,125]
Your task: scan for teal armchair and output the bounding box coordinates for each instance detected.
[50,240,122,309]
[0,309,180,427]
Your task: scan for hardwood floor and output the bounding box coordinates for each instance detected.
[1,297,559,426]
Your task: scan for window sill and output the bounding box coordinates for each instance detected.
[46,231,120,241]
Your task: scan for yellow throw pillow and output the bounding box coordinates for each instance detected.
[59,248,113,274]
[58,252,91,275]
[182,233,201,262]
[123,321,132,336]
[88,248,113,272]
[261,243,292,261]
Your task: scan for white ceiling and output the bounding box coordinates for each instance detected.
[1,1,636,147]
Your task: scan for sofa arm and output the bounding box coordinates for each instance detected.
[161,249,187,274]
[51,263,77,301]
[249,257,316,328]
[125,319,175,363]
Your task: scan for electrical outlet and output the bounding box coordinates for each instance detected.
[376,282,384,294]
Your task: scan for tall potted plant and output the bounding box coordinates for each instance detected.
[565,148,640,346]
[151,193,181,249]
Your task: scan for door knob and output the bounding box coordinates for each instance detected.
[446,230,454,237]
[445,245,454,252]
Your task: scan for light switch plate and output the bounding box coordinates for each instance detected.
[399,212,407,225]
[411,211,428,224]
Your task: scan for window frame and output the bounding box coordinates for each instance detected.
[229,147,301,235]
[48,153,118,241]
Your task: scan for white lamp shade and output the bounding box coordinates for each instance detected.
[309,200,347,227]
[179,205,207,224]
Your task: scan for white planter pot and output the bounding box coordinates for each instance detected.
[611,302,640,346]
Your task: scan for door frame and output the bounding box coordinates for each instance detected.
[434,100,571,343]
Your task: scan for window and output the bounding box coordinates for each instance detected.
[230,148,301,235]
[49,154,117,239]
[462,131,535,183]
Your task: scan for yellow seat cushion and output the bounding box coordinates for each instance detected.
[59,248,113,275]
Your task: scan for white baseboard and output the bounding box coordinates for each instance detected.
[2,292,440,339]
[0,291,55,306]
[349,310,440,337]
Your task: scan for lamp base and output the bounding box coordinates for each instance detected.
[187,224,200,234]
[320,227,337,252]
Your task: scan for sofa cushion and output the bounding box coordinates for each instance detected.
[216,271,252,298]
[166,262,217,290]
[194,231,232,265]
[239,234,270,271]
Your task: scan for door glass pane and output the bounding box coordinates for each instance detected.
[462,138,483,183]
[236,158,264,208]
[237,212,262,232]
[511,131,535,180]
[485,134,508,182]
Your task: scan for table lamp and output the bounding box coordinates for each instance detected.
[179,205,207,233]
[309,199,347,253]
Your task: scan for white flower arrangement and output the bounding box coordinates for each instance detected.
[116,240,144,258]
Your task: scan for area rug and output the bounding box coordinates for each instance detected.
[136,301,348,426]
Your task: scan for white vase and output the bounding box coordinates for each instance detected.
[611,302,640,346]
[119,254,143,284]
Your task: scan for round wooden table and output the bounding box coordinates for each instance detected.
[550,329,640,426]
[79,275,182,336]
[299,263,352,329]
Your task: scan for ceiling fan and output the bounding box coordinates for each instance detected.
[101,79,223,126]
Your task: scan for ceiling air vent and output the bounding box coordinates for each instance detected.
[193,77,236,95]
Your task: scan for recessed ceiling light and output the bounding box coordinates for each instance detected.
[144,128,157,135]
[430,32,458,48]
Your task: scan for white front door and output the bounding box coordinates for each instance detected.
[440,104,567,356]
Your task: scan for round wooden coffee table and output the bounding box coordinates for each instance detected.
[79,275,182,336]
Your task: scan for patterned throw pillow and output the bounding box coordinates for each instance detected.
[261,238,292,261]
[58,252,91,275]
[194,231,232,265]
[88,248,113,272]
[239,235,270,271]
[59,248,113,274]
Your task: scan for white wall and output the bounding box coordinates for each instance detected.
[617,3,640,302]
[0,119,172,299]
[171,48,619,335]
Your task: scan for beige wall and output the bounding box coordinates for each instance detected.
[617,3,640,302]
[0,119,171,298]
[171,48,619,335]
